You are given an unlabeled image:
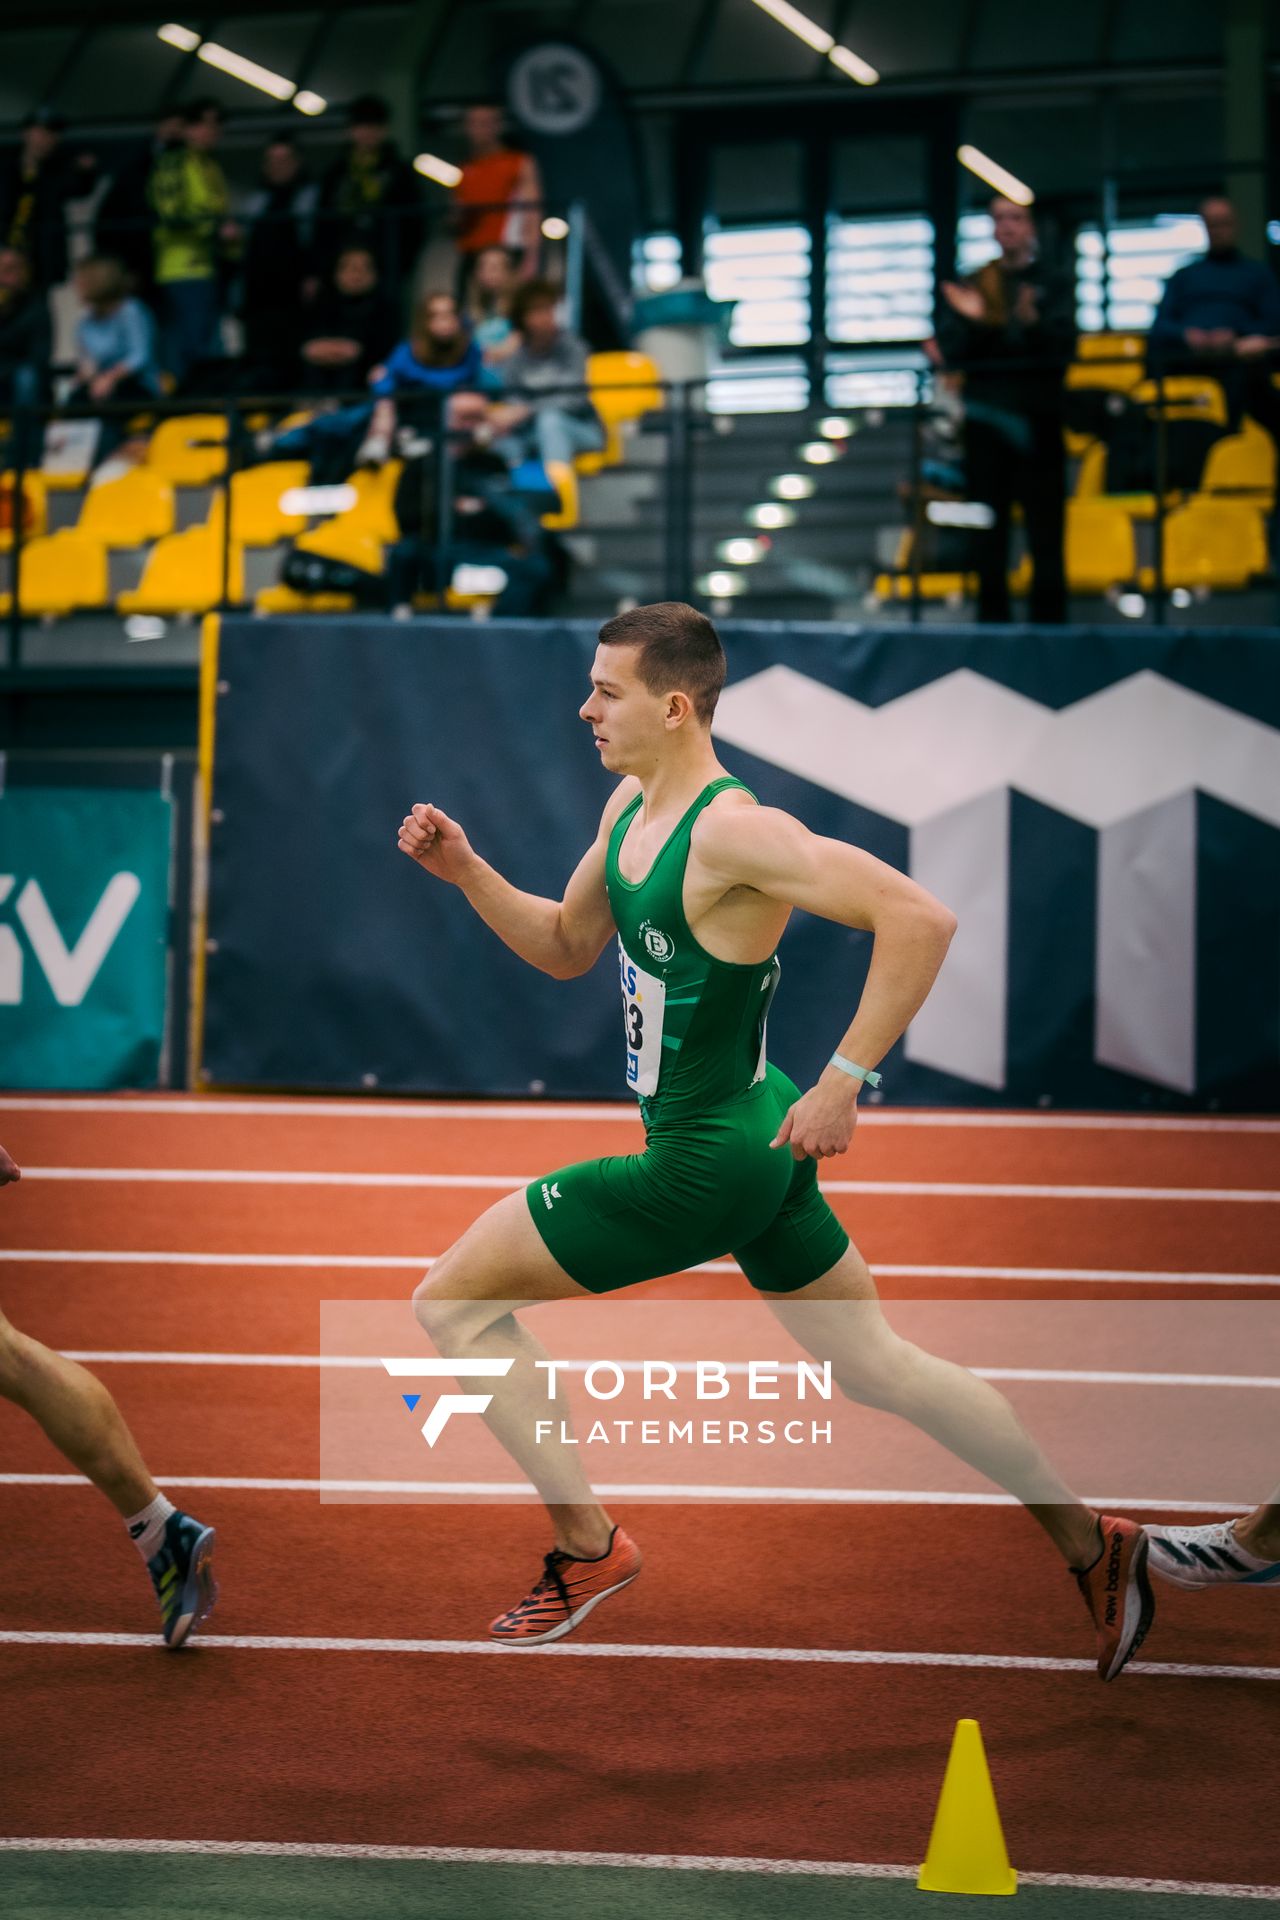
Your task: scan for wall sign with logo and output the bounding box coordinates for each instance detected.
[0,788,174,1089]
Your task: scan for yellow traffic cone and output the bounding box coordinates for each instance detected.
[917,1718,1017,1896]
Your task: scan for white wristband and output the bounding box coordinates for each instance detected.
[829,1053,882,1089]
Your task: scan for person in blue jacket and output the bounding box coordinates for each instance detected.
[1149,196,1280,444]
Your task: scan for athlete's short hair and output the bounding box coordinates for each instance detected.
[598,602,726,726]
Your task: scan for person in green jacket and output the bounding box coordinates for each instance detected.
[148,98,238,381]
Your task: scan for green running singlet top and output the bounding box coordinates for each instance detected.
[525,777,850,1294]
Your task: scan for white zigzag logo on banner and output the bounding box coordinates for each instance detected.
[714,667,1280,1094]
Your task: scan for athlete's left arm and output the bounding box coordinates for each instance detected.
[696,807,957,1160]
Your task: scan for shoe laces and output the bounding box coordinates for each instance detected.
[529,1549,573,1618]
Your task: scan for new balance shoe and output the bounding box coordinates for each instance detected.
[1074,1514,1155,1681]
[1145,1519,1280,1591]
[148,1512,218,1649]
[490,1526,642,1645]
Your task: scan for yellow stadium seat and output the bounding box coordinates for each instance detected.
[253,520,383,614]
[1066,500,1137,593]
[1200,417,1276,499]
[78,467,175,546]
[146,413,228,484]
[340,461,403,542]
[228,462,310,544]
[0,471,48,549]
[1141,498,1268,591]
[0,530,107,614]
[541,459,579,530]
[117,524,244,614]
[1075,332,1145,365]
[578,351,664,474]
[1130,375,1228,427]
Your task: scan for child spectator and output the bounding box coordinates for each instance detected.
[68,254,160,466]
[464,244,520,363]
[491,280,605,471]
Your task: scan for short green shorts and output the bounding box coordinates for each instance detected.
[525,1064,850,1295]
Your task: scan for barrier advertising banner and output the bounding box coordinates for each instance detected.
[201,618,1280,1109]
[0,788,173,1089]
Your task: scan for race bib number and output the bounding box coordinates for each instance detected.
[618,940,667,1096]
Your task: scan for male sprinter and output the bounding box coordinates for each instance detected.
[0,1142,217,1646]
[399,602,1156,1679]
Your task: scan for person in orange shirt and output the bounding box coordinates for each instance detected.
[453,104,542,293]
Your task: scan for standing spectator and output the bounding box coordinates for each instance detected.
[453,105,542,292]
[67,254,160,466]
[1149,195,1280,444]
[240,136,319,390]
[936,195,1075,624]
[149,99,237,382]
[490,280,605,471]
[0,246,51,407]
[464,243,520,362]
[316,95,422,301]
[298,244,397,394]
[0,110,96,294]
[94,112,185,306]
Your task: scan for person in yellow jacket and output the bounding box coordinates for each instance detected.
[148,98,239,381]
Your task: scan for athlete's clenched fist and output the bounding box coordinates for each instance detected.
[397,802,477,885]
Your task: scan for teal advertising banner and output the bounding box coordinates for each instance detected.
[0,789,174,1090]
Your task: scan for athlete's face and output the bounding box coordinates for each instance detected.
[580,645,669,775]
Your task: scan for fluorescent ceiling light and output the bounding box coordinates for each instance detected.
[157,23,200,51]
[770,473,814,500]
[748,2,879,84]
[293,91,327,116]
[703,571,746,596]
[717,537,766,565]
[197,40,295,100]
[747,502,795,530]
[957,145,1034,206]
[800,441,838,464]
[818,416,853,439]
[828,45,879,84]
[414,152,463,188]
[749,0,832,54]
[541,216,569,240]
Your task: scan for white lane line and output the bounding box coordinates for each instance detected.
[44,1350,1280,1390]
[3,1095,1277,1132]
[16,1166,1280,1202]
[3,1250,1279,1287]
[2,1839,1277,1903]
[0,1629,1274,1683]
[0,1473,1250,1513]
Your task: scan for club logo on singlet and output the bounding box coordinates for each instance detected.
[639,921,675,963]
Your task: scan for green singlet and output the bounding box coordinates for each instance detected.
[525,776,850,1294]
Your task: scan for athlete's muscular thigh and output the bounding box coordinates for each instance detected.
[413,1190,589,1347]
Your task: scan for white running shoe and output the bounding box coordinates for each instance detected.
[1144,1519,1280,1591]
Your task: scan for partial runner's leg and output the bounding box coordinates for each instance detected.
[760,1243,1102,1568]
[1237,1494,1280,1557]
[0,1307,157,1515]
[413,1190,615,1558]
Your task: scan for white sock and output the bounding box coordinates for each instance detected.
[125,1492,176,1561]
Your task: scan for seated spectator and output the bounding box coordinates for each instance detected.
[0,109,96,294]
[298,245,397,394]
[359,290,497,463]
[935,196,1075,624]
[464,244,520,363]
[239,135,318,391]
[66,254,160,466]
[316,95,422,304]
[149,98,238,383]
[490,281,605,471]
[453,105,542,292]
[1149,195,1280,443]
[0,246,51,407]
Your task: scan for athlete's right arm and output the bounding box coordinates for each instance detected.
[397,782,636,980]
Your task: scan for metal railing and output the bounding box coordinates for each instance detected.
[2,346,1277,666]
